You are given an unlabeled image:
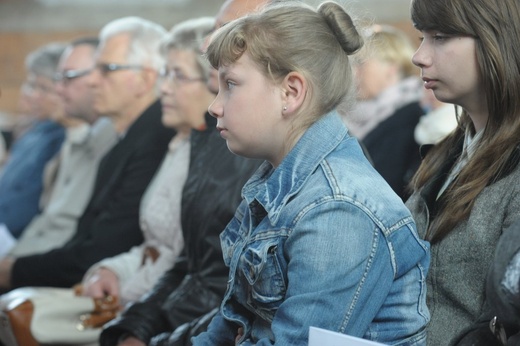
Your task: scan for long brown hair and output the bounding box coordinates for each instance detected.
[411,0,520,243]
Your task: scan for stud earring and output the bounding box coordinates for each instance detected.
[283,106,287,111]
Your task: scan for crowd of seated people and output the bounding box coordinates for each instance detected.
[0,0,519,345]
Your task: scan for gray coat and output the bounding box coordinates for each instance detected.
[406,143,520,346]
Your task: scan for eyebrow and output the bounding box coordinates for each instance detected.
[219,66,239,82]
[218,68,229,80]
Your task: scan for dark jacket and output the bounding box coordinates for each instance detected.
[362,102,423,200]
[100,113,260,346]
[11,100,174,288]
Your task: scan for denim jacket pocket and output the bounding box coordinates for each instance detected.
[220,213,248,267]
[241,241,287,321]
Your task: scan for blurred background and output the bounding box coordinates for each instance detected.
[0,0,416,117]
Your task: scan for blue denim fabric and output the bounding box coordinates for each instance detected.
[0,119,64,238]
[193,111,430,346]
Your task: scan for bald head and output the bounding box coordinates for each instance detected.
[216,0,271,28]
[206,0,271,93]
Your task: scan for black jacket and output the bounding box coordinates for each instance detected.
[362,102,423,200]
[11,100,174,288]
[100,113,261,346]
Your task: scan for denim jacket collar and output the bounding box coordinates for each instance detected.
[242,110,347,224]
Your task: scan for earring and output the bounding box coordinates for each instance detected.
[283,106,287,111]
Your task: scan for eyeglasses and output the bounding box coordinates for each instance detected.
[159,67,205,85]
[95,63,144,76]
[53,69,92,83]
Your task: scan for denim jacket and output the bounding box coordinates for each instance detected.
[193,111,430,345]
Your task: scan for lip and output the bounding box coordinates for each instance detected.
[216,125,227,136]
[161,103,176,109]
[422,77,437,90]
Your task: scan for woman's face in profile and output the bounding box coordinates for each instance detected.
[160,48,211,132]
[412,31,482,111]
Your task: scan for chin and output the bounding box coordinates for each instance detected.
[226,144,256,161]
[161,116,177,129]
[226,143,241,156]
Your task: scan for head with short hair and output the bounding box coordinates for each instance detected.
[352,25,417,100]
[55,37,100,123]
[25,42,67,79]
[99,16,167,71]
[357,25,417,79]
[89,17,167,131]
[161,17,215,82]
[207,1,363,122]
[159,17,217,131]
[24,42,67,119]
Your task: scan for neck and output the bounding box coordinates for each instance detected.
[465,100,489,133]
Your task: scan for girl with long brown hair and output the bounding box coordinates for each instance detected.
[408,0,520,344]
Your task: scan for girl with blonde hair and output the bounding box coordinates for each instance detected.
[193,1,430,345]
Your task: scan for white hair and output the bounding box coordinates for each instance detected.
[99,16,167,71]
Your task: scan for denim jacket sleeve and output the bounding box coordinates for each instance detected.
[191,310,237,345]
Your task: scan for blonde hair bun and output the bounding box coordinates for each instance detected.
[318,1,363,55]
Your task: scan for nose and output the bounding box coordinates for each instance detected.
[412,41,430,68]
[159,77,172,96]
[208,92,223,119]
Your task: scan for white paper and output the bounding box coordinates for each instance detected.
[308,327,387,346]
[0,224,16,258]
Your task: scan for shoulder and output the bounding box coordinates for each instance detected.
[297,139,413,228]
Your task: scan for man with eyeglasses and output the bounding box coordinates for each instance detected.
[0,17,174,291]
[2,37,118,261]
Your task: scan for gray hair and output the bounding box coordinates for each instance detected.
[99,16,167,71]
[161,17,215,81]
[25,42,67,79]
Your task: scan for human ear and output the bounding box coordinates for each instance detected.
[136,68,158,96]
[281,71,307,115]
